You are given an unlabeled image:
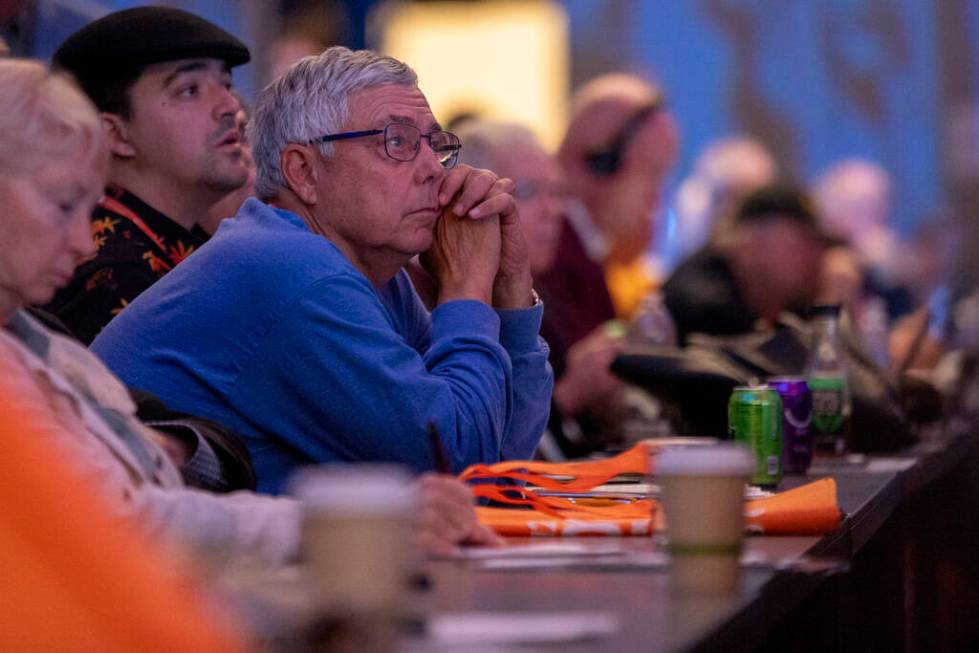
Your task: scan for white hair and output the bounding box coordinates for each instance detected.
[250,46,417,201]
[0,58,105,176]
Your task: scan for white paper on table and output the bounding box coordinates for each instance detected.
[478,551,670,571]
[864,458,917,473]
[454,541,624,560]
[743,485,774,499]
[535,483,771,499]
[477,550,816,572]
[424,611,619,645]
[531,482,652,499]
[589,482,655,496]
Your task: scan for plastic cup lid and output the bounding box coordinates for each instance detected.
[655,443,754,476]
[288,464,417,515]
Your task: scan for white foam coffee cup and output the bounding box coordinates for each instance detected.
[656,444,754,595]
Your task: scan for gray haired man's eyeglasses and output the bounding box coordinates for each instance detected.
[311,123,461,168]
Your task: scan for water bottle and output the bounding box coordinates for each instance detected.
[627,292,677,347]
[806,304,851,456]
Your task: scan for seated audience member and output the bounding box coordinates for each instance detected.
[25,302,257,494]
[669,135,777,265]
[201,92,256,235]
[543,73,679,321]
[902,213,959,308]
[812,158,914,321]
[0,58,498,560]
[663,184,831,344]
[0,391,245,651]
[44,7,253,343]
[454,121,565,287]
[28,8,259,489]
[886,215,961,373]
[455,119,625,456]
[92,47,553,493]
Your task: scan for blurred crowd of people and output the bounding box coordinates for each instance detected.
[448,74,967,456]
[1,3,975,648]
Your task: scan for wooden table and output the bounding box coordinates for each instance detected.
[412,424,979,651]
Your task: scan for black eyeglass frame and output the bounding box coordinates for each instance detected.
[311,124,462,168]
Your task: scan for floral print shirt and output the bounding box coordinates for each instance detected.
[45,184,208,344]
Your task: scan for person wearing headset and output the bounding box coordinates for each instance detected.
[533,73,679,457]
[542,73,679,328]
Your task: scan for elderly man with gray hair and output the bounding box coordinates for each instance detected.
[92,47,553,493]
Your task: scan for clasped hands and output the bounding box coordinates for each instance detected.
[423,165,534,309]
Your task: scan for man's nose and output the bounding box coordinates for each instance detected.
[413,139,445,184]
[213,83,240,119]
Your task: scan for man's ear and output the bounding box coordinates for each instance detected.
[280,144,320,205]
[101,113,136,158]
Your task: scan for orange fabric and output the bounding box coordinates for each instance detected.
[463,443,658,536]
[476,500,655,536]
[475,479,840,537]
[744,478,841,535]
[605,257,659,320]
[0,385,249,651]
[460,441,655,492]
[465,444,840,537]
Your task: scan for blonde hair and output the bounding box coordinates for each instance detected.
[0,58,106,176]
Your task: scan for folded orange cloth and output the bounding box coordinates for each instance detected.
[744,478,841,535]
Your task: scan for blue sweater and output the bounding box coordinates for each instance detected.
[92,199,553,493]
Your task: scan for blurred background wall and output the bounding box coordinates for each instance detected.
[30,0,979,287]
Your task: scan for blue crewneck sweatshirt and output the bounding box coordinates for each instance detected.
[92,198,552,493]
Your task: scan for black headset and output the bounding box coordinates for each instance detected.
[584,96,666,177]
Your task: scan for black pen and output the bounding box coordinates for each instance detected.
[427,421,450,474]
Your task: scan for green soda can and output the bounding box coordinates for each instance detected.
[728,385,783,489]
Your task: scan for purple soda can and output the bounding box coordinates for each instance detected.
[768,377,813,474]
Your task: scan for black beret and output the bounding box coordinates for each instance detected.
[53,6,250,85]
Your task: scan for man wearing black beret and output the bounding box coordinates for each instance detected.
[45,6,252,345]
